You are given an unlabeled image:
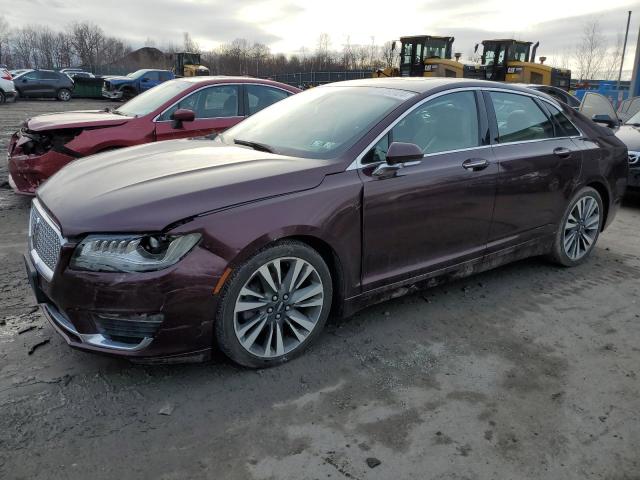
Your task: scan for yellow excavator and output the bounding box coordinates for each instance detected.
[374,35,484,79]
[173,52,210,77]
[476,39,571,89]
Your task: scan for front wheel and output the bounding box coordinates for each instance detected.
[57,88,71,101]
[215,240,333,368]
[549,187,603,266]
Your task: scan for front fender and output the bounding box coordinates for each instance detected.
[169,170,364,299]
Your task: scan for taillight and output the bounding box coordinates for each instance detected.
[1,72,11,80]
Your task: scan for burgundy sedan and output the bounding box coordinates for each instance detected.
[8,77,300,194]
[25,78,628,367]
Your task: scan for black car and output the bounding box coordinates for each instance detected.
[14,70,74,101]
[524,84,581,108]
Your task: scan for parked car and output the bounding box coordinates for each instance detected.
[69,71,95,79]
[617,96,640,123]
[102,69,174,100]
[13,69,74,101]
[60,68,86,75]
[8,77,300,194]
[574,91,640,193]
[24,78,627,366]
[523,84,581,108]
[0,68,17,103]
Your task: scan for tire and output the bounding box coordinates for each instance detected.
[57,88,71,102]
[122,89,136,101]
[215,240,333,368]
[0,91,5,104]
[549,186,603,267]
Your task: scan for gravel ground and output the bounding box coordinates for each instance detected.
[0,99,639,480]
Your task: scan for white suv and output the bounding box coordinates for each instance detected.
[0,69,17,103]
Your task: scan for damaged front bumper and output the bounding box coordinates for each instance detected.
[7,130,79,195]
[101,88,123,100]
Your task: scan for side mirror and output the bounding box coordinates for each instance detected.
[170,108,195,129]
[591,114,617,128]
[386,142,424,165]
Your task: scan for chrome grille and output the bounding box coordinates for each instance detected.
[629,151,639,167]
[29,201,62,279]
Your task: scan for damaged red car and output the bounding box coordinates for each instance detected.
[7,77,300,194]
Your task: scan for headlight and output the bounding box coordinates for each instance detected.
[70,233,201,273]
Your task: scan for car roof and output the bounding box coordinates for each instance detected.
[317,77,548,95]
[177,76,301,91]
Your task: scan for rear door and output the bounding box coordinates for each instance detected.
[485,90,583,252]
[154,84,243,141]
[359,90,498,290]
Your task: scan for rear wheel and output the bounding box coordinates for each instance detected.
[215,240,333,368]
[549,187,603,266]
[57,88,71,102]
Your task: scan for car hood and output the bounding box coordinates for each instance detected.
[616,124,640,152]
[103,76,130,82]
[37,139,336,236]
[27,110,131,131]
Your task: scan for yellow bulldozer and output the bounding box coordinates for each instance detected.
[173,52,210,77]
[374,35,484,79]
[476,39,571,89]
[375,36,571,89]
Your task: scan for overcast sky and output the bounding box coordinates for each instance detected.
[1,0,638,75]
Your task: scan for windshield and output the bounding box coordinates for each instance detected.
[220,86,415,159]
[509,43,530,62]
[127,70,146,79]
[115,79,192,117]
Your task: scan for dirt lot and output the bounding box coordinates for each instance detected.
[0,99,639,480]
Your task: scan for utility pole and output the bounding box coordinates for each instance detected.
[617,10,632,101]
[631,25,640,98]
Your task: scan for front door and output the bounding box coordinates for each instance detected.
[484,90,583,251]
[359,90,497,290]
[155,84,244,141]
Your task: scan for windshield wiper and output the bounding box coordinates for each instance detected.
[234,139,274,153]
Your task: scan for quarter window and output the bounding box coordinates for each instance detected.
[365,91,480,163]
[544,104,580,137]
[159,85,240,121]
[247,85,290,115]
[489,92,554,142]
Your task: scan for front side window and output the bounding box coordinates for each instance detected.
[144,71,160,82]
[490,92,554,142]
[247,85,290,115]
[364,91,480,163]
[159,85,240,120]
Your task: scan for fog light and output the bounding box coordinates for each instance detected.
[93,312,164,343]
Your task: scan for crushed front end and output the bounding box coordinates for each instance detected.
[7,127,82,194]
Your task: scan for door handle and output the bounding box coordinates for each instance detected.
[553,147,572,158]
[462,158,489,171]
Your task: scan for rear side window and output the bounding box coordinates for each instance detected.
[544,104,580,137]
[247,85,290,115]
[489,92,553,142]
[159,71,172,81]
[42,71,59,80]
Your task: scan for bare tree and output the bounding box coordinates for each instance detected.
[601,32,623,80]
[12,27,39,68]
[69,22,105,69]
[381,40,397,69]
[183,32,200,53]
[0,15,9,65]
[573,20,607,81]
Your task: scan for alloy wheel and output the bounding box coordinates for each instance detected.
[59,89,71,101]
[563,195,600,261]
[233,257,325,358]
